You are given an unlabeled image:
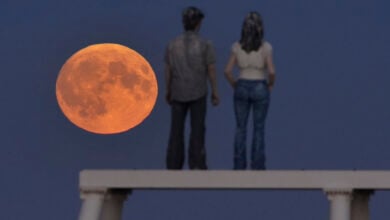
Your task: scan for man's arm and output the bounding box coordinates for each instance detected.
[165,63,172,104]
[207,64,219,106]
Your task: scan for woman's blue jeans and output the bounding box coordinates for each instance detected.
[233,79,270,170]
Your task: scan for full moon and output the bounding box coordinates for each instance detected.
[56,43,158,134]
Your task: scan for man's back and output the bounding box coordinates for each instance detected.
[165,31,215,102]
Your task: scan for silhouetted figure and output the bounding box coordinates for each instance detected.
[165,6,219,170]
[224,12,276,170]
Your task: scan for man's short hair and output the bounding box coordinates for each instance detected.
[182,6,204,31]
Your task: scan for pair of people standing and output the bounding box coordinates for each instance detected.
[164,7,276,170]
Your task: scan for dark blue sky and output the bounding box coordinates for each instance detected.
[2,0,390,219]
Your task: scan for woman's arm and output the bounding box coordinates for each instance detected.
[224,53,237,89]
[265,53,276,90]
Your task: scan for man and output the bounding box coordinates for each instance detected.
[165,6,219,170]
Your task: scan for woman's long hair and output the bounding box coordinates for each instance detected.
[239,12,264,53]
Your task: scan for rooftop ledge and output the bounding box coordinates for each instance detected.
[79,170,390,190]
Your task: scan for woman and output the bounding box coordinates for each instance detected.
[224,12,276,170]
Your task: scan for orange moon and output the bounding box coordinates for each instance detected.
[56,43,158,134]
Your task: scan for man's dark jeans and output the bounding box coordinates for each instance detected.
[166,96,207,170]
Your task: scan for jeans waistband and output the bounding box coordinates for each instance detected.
[237,79,267,84]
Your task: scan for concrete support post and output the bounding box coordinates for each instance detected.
[101,189,131,220]
[79,189,107,220]
[351,190,374,220]
[325,188,353,220]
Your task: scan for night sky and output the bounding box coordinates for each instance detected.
[2,0,390,219]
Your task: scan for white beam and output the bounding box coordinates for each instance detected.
[100,189,130,220]
[325,189,352,220]
[78,189,106,220]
